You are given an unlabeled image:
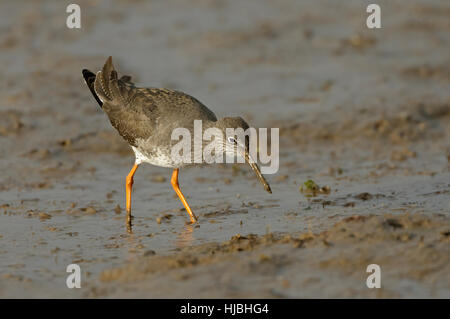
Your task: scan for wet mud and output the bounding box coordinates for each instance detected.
[0,0,449,297]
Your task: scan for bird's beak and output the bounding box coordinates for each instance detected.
[239,147,272,194]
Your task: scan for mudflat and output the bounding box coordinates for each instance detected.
[0,0,448,298]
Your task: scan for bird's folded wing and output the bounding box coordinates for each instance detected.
[94,57,153,110]
[93,57,158,146]
[92,56,217,147]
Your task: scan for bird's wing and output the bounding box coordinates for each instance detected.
[92,57,218,147]
[93,57,159,147]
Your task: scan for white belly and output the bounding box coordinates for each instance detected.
[132,146,178,168]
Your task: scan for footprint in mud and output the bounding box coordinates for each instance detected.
[303,191,392,209]
[201,208,249,218]
[353,192,386,201]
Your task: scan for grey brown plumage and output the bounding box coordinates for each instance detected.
[82,57,271,229]
[82,57,271,200]
[83,57,217,149]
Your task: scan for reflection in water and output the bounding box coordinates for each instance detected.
[123,213,139,262]
[126,212,133,234]
[176,224,195,249]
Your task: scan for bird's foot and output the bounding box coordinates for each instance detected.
[186,217,198,225]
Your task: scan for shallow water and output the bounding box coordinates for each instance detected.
[0,0,449,297]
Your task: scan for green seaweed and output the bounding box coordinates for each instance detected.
[299,179,330,197]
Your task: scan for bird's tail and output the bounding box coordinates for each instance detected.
[83,57,135,108]
[93,56,119,104]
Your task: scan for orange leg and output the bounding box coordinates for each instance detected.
[126,164,139,215]
[171,168,197,224]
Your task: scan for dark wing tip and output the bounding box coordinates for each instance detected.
[82,68,103,107]
[82,69,95,82]
[82,69,90,77]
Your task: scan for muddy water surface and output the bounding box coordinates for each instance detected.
[0,0,449,297]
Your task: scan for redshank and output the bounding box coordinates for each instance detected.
[82,57,271,227]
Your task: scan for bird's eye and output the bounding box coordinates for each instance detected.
[227,137,237,144]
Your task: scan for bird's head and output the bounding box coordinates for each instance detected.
[209,117,272,194]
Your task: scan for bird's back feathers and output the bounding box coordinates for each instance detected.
[82,56,217,148]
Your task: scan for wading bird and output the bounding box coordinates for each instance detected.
[82,57,271,228]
